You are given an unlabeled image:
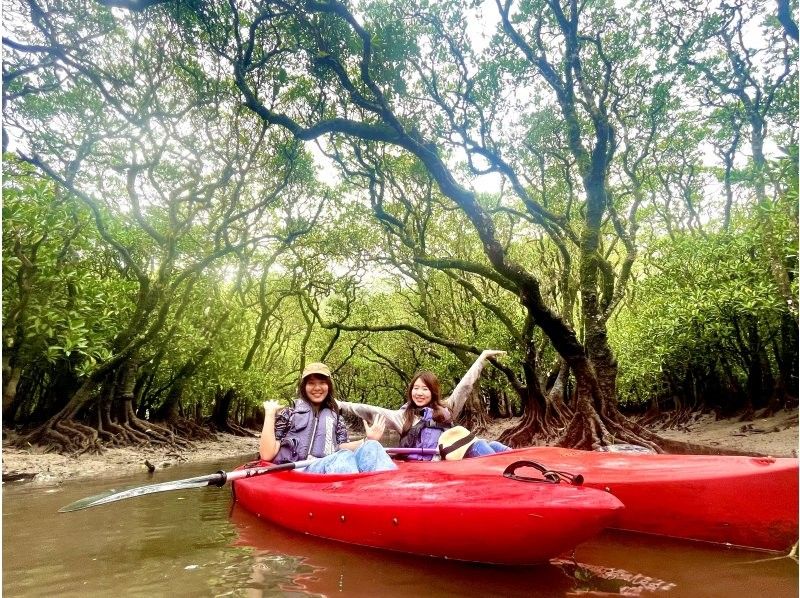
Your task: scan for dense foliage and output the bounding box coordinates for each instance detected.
[2,0,796,453]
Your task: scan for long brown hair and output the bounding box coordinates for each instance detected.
[299,374,339,415]
[401,371,450,434]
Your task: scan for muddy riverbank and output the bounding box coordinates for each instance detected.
[3,408,797,485]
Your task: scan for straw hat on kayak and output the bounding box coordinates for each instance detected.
[437,426,478,460]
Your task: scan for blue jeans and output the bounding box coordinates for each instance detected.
[465,439,511,459]
[302,440,397,474]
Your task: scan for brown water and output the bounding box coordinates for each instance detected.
[3,457,798,597]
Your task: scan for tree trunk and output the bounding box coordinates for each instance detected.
[2,353,22,424]
[487,386,502,419]
[544,360,572,429]
[498,344,552,446]
[116,356,139,421]
[207,388,254,437]
[212,388,236,430]
[777,312,799,408]
[155,381,183,423]
[457,387,489,433]
[751,119,795,316]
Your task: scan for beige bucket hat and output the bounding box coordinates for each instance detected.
[437,426,478,460]
[301,362,332,381]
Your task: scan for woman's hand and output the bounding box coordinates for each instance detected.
[364,414,386,441]
[481,349,506,360]
[262,399,281,418]
[259,400,282,461]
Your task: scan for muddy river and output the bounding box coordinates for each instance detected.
[3,457,797,597]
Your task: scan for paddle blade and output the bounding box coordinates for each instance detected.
[58,474,222,512]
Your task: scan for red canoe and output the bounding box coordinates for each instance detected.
[233,463,624,565]
[413,447,799,552]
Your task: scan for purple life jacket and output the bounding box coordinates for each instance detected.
[273,398,339,464]
[399,406,452,461]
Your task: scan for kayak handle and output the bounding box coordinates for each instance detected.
[502,460,584,486]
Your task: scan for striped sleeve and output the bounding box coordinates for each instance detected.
[273,408,293,440]
[336,415,349,444]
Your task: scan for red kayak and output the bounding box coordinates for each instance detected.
[413,447,799,552]
[233,462,624,565]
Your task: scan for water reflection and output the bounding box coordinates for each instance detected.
[229,505,685,597]
[551,560,676,595]
[231,505,567,596]
[228,503,799,597]
[3,458,798,597]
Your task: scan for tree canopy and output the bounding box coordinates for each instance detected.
[3,0,797,453]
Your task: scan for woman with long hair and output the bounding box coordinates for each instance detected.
[337,350,510,460]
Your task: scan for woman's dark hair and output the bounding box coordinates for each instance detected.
[401,371,450,434]
[299,374,339,414]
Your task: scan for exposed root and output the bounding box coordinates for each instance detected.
[458,403,489,437]
[28,423,71,451]
[128,417,172,443]
[738,407,756,422]
[19,418,105,455]
[14,410,197,455]
[499,414,555,447]
[604,420,662,453]
[207,418,257,437]
[167,417,217,442]
[637,408,699,431]
[557,406,769,456]
[120,422,156,445]
[98,419,138,447]
[557,401,666,453]
[220,420,257,437]
[558,407,612,451]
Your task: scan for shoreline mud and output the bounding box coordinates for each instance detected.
[2,431,259,485]
[3,408,797,486]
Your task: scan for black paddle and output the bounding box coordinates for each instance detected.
[58,447,438,512]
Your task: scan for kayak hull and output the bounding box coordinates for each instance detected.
[233,464,624,565]
[418,447,799,552]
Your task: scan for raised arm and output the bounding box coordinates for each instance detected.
[336,400,406,433]
[259,400,282,461]
[444,350,506,421]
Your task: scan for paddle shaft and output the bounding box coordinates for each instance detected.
[224,448,435,482]
[214,458,312,484]
[59,447,435,512]
[386,447,437,456]
[221,447,435,483]
[176,447,439,488]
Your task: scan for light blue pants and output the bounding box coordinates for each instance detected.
[302,440,397,474]
[464,439,511,458]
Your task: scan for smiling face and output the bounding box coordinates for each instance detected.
[303,374,331,405]
[410,378,433,407]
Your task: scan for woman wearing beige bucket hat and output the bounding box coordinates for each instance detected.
[259,362,396,474]
[337,350,511,461]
